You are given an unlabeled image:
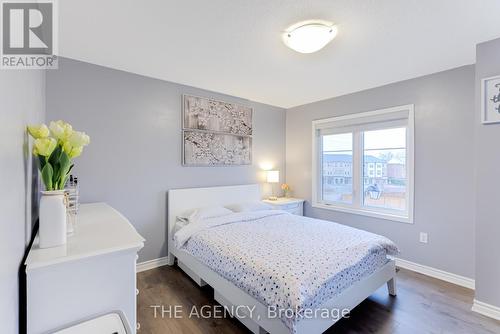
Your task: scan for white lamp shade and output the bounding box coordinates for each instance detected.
[266,170,280,183]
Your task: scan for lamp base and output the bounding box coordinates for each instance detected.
[268,196,278,201]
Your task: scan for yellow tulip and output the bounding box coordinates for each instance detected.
[63,141,84,158]
[33,138,57,157]
[68,146,83,158]
[49,120,73,140]
[27,124,49,139]
[68,131,90,147]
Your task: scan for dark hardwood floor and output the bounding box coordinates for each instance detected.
[137,265,500,334]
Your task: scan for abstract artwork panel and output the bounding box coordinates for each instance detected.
[183,95,253,136]
[183,130,252,166]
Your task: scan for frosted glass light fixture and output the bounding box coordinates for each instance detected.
[282,20,337,54]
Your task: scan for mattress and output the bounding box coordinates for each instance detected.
[174,210,398,332]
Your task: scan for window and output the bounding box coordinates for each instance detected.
[363,128,406,211]
[321,133,352,204]
[312,105,414,223]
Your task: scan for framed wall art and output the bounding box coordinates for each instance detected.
[481,75,500,124]
[182,95,253,166]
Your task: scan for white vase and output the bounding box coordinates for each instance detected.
[39,190,67,248]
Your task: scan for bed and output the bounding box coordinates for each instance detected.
[167,184,397,334]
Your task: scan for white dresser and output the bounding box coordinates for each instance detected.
[25,203,144,334]
[262,198,305,216]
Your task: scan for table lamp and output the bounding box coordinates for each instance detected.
[266,170,279,200]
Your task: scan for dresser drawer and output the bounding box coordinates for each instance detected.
[282,202,300,210]
[263,199,304,216]
[286,207,303,215]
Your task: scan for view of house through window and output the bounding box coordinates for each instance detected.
[363,128,406,211]
[321,127,408,211]
[322,133,353,204]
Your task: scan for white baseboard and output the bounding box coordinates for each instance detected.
[472,299,500,321]
[394,258,475,290]
[137,256,170,273]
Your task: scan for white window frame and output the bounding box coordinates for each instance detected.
[311,104,414,224]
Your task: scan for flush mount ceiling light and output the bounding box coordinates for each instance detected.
[282,20,337,54]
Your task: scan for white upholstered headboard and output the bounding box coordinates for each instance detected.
[167,184,261,250]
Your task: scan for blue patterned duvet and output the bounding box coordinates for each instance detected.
[174,210,398,331]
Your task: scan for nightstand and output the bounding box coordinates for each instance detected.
[262,198,304,216]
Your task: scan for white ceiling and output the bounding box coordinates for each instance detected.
[59,0,500,108]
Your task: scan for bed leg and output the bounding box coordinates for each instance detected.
[387,278,397,296]
[166,253,175,266]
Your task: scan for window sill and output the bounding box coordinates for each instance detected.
[312,202,413,224]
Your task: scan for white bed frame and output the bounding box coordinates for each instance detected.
[167,184,396,334]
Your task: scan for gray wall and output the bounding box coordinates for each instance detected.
[0,71,45,334]
[474,38,500,307]
[286,65,476,279]
[46,58,286,262]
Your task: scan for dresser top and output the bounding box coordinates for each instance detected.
[262,197,304,205]
[25,203,145,271]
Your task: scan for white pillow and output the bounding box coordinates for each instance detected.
[225,201,273,213]
[177,206,233,224]
[172,217,190,237]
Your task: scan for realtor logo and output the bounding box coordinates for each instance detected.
[1,0,58,69]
